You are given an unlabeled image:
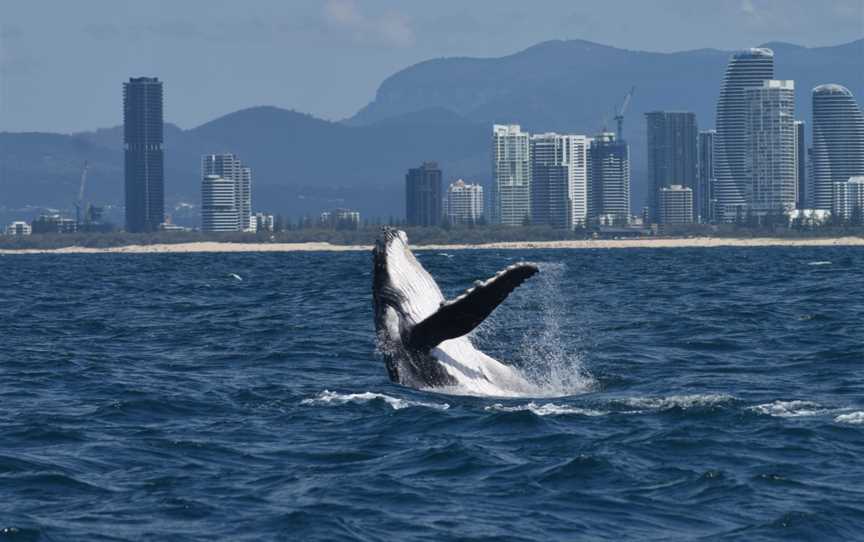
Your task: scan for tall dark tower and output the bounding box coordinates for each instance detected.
[405,162,443,227]
[645,111,698,222]
[124,77,164,232]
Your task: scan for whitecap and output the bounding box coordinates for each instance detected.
[835,411,864,425]
[749,400,832,418]
[301,390,450,411]
[485,402,607,417]
[623,393,734,410]
[807,261,832,266]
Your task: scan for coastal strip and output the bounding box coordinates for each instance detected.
[2,236,864,255]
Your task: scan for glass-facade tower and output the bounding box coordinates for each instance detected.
[714,48,774,220]
[645,111,698,222]
[810,84,864,211]
[124,77,164,232]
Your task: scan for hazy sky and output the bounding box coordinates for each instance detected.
[2,0,862,133]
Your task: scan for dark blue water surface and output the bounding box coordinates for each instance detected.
[2,247,864,541]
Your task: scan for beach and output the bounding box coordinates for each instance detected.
[2,236,864,254]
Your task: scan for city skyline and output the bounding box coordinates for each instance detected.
[3,34,863,233]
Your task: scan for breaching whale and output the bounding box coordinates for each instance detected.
[372,227,539,396]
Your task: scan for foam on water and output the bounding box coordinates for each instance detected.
[749,400,834,418]
[302,390,450,411]
[834,411,864,425]
[622,393,735,411]
[485,402,608,417]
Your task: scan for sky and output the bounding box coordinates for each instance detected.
[1,0,862,133]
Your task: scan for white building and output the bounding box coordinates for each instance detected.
[530,133,589,229]
[492,124,531,226]
[202,153,253,231]
[320,209,360,230]
[714,48,775,220]
[5,221,31,236]
[446,180,484,225]
[201,175,240,232]
[832,177,864,222]
[253,213,275,232]
[658,185,695,225]
[745,80,796,213]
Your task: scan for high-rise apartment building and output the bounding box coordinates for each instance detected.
[202,153,252,231]
[201,175,239,232]
[446,180,484,225]
[124,77,164,232]
[745,80,796,213]
[697,130,716,221]
[645,111,698,222]
[405,162,442,226]
[714,48,774,220]
[794,121,806,209]
[833,177,864,222]
[492,124,531,226]
[811,84,864,211]
[658,185,694,225]
[588,132,630,225]
[530,133,590,229]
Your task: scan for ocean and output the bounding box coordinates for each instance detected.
[2,247,863,541]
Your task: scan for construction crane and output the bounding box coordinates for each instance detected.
[75,161,89,228]
[614,86,636,141]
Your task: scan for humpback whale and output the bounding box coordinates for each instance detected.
[372,228,539,395]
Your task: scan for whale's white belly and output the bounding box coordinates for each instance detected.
[429,337,537,397]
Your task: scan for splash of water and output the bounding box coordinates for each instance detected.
[473,262,594,397]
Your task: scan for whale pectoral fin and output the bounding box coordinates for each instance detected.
[407,263,539,350]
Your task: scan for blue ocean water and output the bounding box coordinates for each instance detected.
[1,247,863,541]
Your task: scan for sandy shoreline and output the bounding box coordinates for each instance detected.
[2,236,864,255]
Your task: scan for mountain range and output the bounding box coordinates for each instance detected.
[1,38,861,224]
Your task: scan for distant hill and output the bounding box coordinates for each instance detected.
[0,108,488,223]
[1,38,861,224]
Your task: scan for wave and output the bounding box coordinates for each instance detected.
[749,400,834,418]
[485,402,607,417]
[834,411,864,425]
[807,261,832,266]
[621,393,735,411]
[301,390,450,411]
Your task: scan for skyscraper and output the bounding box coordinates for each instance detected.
[202,153,252,231]
[810,84,864,211]
[446,180,484,225]
[645,111,698,222]
[697,130,716,221]
[714,48,774,220]
[588,132,631,225]
[124,77,164,232]
[745,80,796,213]
[405,162,442,226]
[492,124,531,226]
[530,133,590,229]
[794,121,806,208]
[201,175,239,232]
[658,185,694,225]
[832,177,864,223]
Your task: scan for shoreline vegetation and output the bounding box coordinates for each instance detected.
[2,225,864,254]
